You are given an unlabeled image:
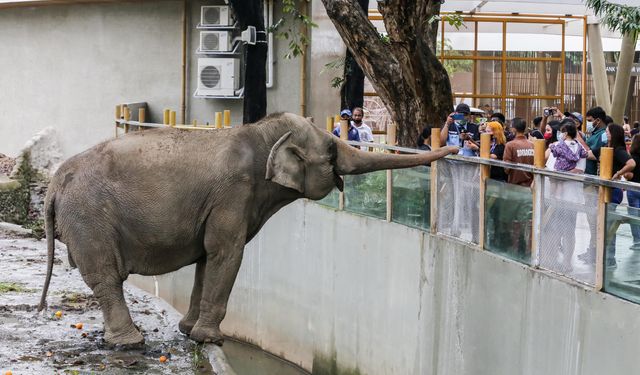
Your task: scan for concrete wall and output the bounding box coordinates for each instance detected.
[0,1,183,158]
[129,200,640,375]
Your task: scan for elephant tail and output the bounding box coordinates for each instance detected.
[38,192,56,312]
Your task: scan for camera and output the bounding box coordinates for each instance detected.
[544,108,554,117]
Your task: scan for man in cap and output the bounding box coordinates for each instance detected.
[440,103,480,156]
[332,109,361,142]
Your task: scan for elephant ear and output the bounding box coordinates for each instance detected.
[265,131,305,193]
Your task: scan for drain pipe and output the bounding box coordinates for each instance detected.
[180,0,188,124]
[299,0,309,116]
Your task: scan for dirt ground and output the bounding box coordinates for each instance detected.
[0,223,214,374]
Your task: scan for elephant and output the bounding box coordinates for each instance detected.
[37,112,458,346]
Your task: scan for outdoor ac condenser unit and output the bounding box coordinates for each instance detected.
[201,5,231,26]
[200,31,232,52]
[196,58,240,96]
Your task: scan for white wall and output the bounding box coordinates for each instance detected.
[130,200,640,375]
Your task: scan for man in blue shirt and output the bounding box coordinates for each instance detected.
[332,109,360,142]
[440,103,480,156]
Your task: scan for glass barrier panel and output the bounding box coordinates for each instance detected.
[538,178,598,285]
[392,166,430,230]
[604,194,640,305]
[484,179,533,264]
[436,159,480,243]
[317,187,340,209]
[344,171,387,219]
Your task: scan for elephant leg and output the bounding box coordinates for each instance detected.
[179,259,206,335]
[84,273,144,346]
[189,219,246,345]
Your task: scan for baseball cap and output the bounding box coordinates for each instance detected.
[564,111,583,124]
[455,103,470,114]
[340,109,352,117]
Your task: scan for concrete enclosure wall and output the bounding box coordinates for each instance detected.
[129,200,640,375]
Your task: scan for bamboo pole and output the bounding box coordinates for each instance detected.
[223,110,231,127]
[430,127,441,233]
[339,119,349,141]
[478,133,491,249]
[123,106,131,134]
[215,112,223,129]
[334,114,341,125]
[533,139,546,168]
[170,111,176,127]
[138,108,146,124]
[596,147,614,290]
[326,116,334,133]
[163,109,170,125]
[192,120,198,127]
[115,105,121,138]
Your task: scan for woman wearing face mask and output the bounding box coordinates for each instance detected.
[542,119,587,273]
[605,124,637,267]
[486,121,507,181]
[544,120,561,149]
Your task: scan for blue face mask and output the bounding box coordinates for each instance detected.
[601,132,608,144]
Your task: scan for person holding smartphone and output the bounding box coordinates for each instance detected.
[440,103,480,156]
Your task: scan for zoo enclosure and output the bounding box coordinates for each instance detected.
[115,105,640,307]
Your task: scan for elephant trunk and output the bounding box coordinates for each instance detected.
[334,138,454,175]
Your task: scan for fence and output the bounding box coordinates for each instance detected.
[114,104,640,305]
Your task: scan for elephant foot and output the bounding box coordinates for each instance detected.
[104,325,145,347]
[189,323,224,346]
[178,317,197,335]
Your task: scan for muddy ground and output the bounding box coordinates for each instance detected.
[0,223,215,374]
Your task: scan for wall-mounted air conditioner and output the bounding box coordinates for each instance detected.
[201,5,231,27]
[200,31,232,52]
[196,58,240,96]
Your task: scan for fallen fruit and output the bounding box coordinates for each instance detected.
[75,323,83,330]
[5,371,12,375]
[159,355,167,363]
[54,311,62,318]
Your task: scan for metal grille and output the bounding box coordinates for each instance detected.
[436,159,480,243]
[538,178,597,285]
[202,33,220,51]
[200,65,221,88]
[203,7,221,25]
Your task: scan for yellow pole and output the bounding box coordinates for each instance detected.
[215,112,223,129]
[115,105,121,138]
[223,110,231,127]
[339,120,349,141]
[326,116,334,133]
[123,106,131,134]
[533,139,546,168]
[596,146,614,290]
[138,108,146,124]
[334,114,341,125]
[163,109,170,125]
[170,111,176,127]
[192,119,198,127]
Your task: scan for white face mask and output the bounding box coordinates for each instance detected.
[586,121,595,133]
[557,132,566,142]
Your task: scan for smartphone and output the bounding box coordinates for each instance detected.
[544,108,553,117]
[452,113,465,121]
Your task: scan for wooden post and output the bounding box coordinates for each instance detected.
[531,138,547,267]
[192,119,198,127]
[326,116,334,133]
[387,122,397,147]
[223,110,231,127]
[163,109,170,125]
[138,107,146,124]
[123,106,131,134]
[596,146,614,290]
[115,105,121,138]
[430,127,441,233]
[339,119,349,141]
[334,114,341,125]
[215,112,223,129]
[478,133,491,249]
[170,111,176,127]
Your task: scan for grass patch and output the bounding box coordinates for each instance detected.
[0,282,32,294]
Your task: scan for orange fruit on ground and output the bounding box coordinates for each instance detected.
[5,371,12,375]
[159,355,167,363]
[54,311,62,318]
[75,323,83,330]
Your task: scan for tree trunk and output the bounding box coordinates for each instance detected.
[340,0,368,110]
[229,0,267,124]
[321,0,453,147]
[624,51,640,117]
[611,33,637,124]
[588,24,612,113]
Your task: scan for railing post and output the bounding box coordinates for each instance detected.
[478,133,491,249]
[430,127,441,234]
[192,119,198,127]
[223,109,231,127]
[531,139,546,267]
[326,116,334,133]
[123,106,131,134]
[138,108,146,131]
[163,109,170,125]
[596,146,613,290]
[385,123,397,223]
[115,105,122,138]
[215,112,223,129]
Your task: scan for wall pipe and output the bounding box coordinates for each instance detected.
[180,0,188,125]
[299,0,308,116]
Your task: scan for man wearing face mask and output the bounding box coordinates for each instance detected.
[577,106,608,264]
[440,103,480,156]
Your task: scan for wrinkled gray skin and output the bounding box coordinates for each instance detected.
[38,113,458,346]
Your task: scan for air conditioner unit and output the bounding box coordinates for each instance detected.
[200,31,232,52]
[197,58,240,96]
[201,5,231,27]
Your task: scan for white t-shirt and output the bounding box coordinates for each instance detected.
[354,122,374,150]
